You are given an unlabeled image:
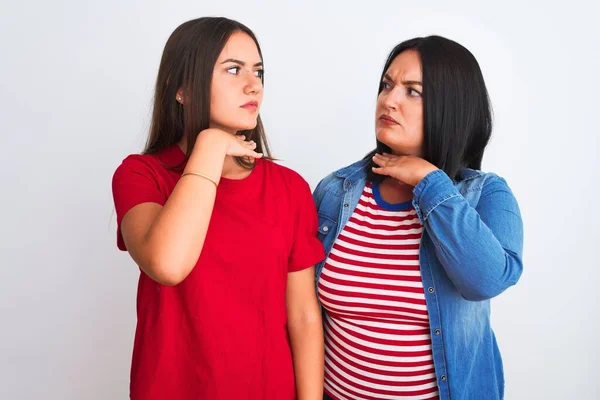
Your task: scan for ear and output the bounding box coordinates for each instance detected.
[175,88,185,104]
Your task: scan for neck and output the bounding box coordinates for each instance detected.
[378,177,414,203]
[382,176,412,189]
[222,155,250,179]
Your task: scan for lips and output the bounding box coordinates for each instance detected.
[379,114,399,125]
[241,101,258,110]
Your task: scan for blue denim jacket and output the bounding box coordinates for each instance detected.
[313,158,523,400]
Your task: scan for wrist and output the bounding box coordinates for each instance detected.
[413,166,439,186]
[195,129,228,155]
[186,131,227,184]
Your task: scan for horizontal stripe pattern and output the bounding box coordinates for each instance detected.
[319,184,439,400]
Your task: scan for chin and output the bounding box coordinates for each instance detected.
[231,114,258,131]
[236,123,257,132]
[376,133,409,154]
[375,128,395,147]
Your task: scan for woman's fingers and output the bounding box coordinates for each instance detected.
[371,166,389,176]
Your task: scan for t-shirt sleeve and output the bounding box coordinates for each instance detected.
[112,156,166,251]
[288,177,326,272]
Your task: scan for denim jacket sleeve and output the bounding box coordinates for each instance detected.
[413,169,524,301]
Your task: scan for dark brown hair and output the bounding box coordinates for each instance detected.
[144,17,272,168]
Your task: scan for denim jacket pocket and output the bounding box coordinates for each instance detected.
[317,213,337,246]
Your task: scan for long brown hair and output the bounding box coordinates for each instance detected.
[144,17,272,168]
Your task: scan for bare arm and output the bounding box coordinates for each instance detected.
[287,266,324,400]
[120,129,261,285]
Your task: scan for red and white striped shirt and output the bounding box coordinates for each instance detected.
[318,183,439,400]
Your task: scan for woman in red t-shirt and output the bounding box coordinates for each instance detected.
[112,17,325,400]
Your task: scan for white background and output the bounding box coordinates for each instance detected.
[1,1,598,399]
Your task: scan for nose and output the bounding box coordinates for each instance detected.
[381,89,400,111]
[244,72,262,95]
[380,85,407,111]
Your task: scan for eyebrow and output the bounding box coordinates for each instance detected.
[383,74,422,86]
[220,58,263,67]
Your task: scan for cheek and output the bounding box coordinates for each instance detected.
[209,96,225,120]
[375,99,385,119]
[210,85,235,119]
[407,105,423,130]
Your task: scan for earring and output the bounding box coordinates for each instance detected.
[176,96,182,102]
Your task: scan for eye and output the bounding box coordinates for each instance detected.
[407,87,422,97]
[226,66,241,75]
[254,69,264,79]
[380,81,392,91]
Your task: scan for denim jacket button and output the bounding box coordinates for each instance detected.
[441,375,447,381]
[343,203,349,208]
[323,226,329,232]
[434,329,441,335]
[428,287,435,293]
[345,181,351,189]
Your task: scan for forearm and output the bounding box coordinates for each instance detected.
[288,318,324,400]
[142,134,226,283]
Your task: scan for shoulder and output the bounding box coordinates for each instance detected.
[113,146,181,182]
[457,169,517,210]
[314,158,369,199]
[113,152,161,183]
[117,152,159,169]
[261,161,319,217]
[261,159,311,191]
[114,153,153,176]
[458,168,513,193]
[332,158,371,178]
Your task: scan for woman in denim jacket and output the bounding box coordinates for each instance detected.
[314,36,523,400]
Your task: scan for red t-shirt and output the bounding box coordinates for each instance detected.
[112,145,324,400]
